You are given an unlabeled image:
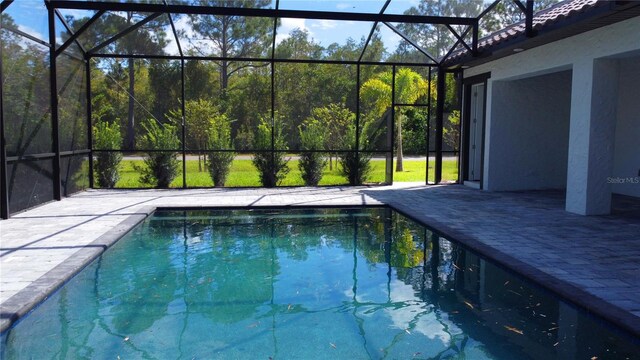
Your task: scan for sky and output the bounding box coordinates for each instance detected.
[2,0,456,57]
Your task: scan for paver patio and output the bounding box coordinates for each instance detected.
[1,184,639,336]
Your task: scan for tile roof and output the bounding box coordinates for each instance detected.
[444,0,607,64]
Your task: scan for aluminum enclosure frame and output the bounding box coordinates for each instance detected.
[1,0,539,218]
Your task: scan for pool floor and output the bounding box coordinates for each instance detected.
[1,208,639,359]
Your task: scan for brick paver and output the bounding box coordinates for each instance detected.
[1,184,639,335]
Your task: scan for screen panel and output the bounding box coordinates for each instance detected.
[58,50,88,152]
[7,159,55,213]
[1,27,52,157]
[61,155,89,196]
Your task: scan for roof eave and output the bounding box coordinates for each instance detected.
[443,1,640,70]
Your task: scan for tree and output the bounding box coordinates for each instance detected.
[360,69,428,171]
[274,29,324,147]
[188,0,272,94]
[66,11,167,149]
[168,100,235,186]
[93,121,123,188]
[305,104,354,170]
[2,13,57,203]
[298,119,327,186]
[444,110,461,151]
[185,55,219,101]
[1,14,52,157]
[275,28,324,59]
[121,12,167,149]
[167,99,223,171]
[401,107,430,155]
[338,123,373,186]
[136,120,180,188]
[394,0,561,59]
[91,59,155,147]
[148,60,181,124]
[481,0,560,35]
[396,0,483,59]
[252,114,290,187]
[275,30,380,153]
[225,62,270,148]
[206,114,234,187]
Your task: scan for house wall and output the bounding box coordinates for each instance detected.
[463,17,640,81]
[612,57,640,197]
[488,71,571,191]
[463,16,640,214]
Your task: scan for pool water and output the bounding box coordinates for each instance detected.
[1,207,639,359]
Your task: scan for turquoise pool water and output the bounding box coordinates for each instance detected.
[1,207,639,359]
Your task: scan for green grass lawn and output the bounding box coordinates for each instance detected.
[112,157,458,188]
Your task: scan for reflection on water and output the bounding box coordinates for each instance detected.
[2,208,639,359]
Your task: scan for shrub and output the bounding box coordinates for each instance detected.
[298,119,327,186]
[206,113,234,187]
[137,120,180,188]
[305,103,354,171]
[339,124,372,185]
[93,121,123,188]
[402,107,429,155]
[234,124,254,151]
[252,114,289,187]
[444,109,460,151]
[167,99,217,172]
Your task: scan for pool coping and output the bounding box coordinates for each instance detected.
[389,201,640,340]
[0,203,382,334]
[0,206,154,333]
[1,203,639,340]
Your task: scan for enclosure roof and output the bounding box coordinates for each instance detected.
[8,0,626,66]
[42,0,486,65]
[49,1,476,25]
[444,0,640,67]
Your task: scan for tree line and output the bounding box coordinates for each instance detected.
[80,0,559,153]
[1,0,560,189]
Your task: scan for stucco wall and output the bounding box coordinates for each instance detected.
[613,57,640,197]
[463,16,640,210]
[487,71,571,191]
[464,17,640,80]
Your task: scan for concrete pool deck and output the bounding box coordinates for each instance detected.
[1,184,639,336]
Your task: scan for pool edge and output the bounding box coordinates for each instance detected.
[0,204,385,335]
[0,206,155,334]
[2,203,639,341]
[387,201,640,340]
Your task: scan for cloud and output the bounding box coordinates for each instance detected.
[18,25,45,42]
[280,18,309,33]
[5,25,48,50]
[310,20,338,30]
[173,15,196,39]
[336,3,354,10]
[382,32,400,52]
[164,15,201,55]
[163,28,180,55]
[276,18,310,44]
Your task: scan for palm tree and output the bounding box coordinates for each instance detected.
[360,68,428,171]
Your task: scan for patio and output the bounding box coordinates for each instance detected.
[1,185,639,336]
[2,2,640,356]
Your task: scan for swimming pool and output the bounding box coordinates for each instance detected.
[1,207,638,359]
